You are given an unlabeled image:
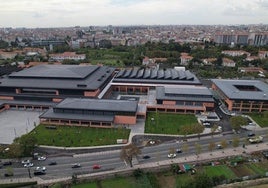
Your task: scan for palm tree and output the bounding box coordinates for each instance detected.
[120,143,141,167]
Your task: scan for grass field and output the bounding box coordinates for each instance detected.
[145,112,203,135]
[202,165,237,179]
[29,124,130,147]
[70,162,268,188]
[248,113,268,127]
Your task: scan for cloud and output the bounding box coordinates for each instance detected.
[0,0,267,27]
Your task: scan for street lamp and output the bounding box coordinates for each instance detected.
[27,166,32,178]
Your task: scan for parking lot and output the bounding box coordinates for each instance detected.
[0,110,42,144]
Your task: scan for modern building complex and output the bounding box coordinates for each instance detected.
[147,86,214,114]
[107,67,201,97]
[212,79,268,112]
[40,98,138,127]
[0,64,115,103]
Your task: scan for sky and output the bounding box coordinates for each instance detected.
[0,0,268,28]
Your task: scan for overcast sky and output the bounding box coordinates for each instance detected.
[0,0,268,28]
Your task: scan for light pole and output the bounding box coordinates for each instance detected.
[27,166,32,178]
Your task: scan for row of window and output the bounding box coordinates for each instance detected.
[53,108,135,116]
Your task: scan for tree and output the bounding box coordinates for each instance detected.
[230,116,247,132]
[120,143,141,167]
[210,125,218,138]
[182,142,189,160]
[14,134,37,156]
[208,142,215,155]
[6,143,23,159]
[220,139,227,153]
[195,143,202,156]
[232,137,240,151]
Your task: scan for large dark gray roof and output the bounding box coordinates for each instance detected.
[9,65,99,79]
[0,65,115,90]
[113,68,200,85]
[54,98,138,112]
[40,108,114,122]
[212,79,268,101]
[156,86,214,102]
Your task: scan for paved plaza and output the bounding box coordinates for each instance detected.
[0,110,42,144]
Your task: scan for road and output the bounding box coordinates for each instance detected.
[1,129,267,181]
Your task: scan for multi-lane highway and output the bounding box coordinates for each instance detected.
[1,129,267,180]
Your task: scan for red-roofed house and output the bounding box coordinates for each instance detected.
[222,58,236,67]
[180,53,193,65]
[49,52,86,62]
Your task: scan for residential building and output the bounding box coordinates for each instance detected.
[49,52,86,62]
[222,58,236,67]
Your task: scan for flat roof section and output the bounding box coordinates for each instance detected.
[40,108,114,122]
[156,86,214,102]
[0,65,115,90]
[9,65,99,79]
[55,98,138,112]
[212,79,268,101]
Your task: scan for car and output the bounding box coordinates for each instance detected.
[38,156,46,161]
[3,161,12,166]
[21,159,31,164]
[35,166,46,171]
[176,149,182,153]
[92,164,101,169]
[71,163,81,168]
[262,151,268,159]
[24,163,34,168]
[34,170,46,175]
[48,161,57,165]
[248,132,255,137]
[143,155,151,159]
[168,153,176,158]
[4,172,14,177]
[217,144,223,149]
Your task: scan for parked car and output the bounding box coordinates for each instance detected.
[71,163,81,168]
[38,156,46,161]
[21,159,31,164]
[217,144,223,149]
[143,155,151,159]
[247,132,255,137]
[176,149,182,153]
[92,164,101,169]
[3,161,12,166]
[262,151,268,159]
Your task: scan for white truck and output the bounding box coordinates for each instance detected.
[248,136,263,144]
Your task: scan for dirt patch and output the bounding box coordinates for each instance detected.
[157,174,176,188]
[230,165,255,177]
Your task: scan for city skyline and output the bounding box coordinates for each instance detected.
[0,0,268,28]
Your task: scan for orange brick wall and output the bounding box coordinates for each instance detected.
[203,102,215,108]
[84,89,100,97]
[163,100,176,105]
[225,98,233,111]
[0,96,14,100]
[114,115,137,125]
[52,98,63,102]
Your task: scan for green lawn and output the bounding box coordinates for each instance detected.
[145,112,203,135]
[247,163,267,176]
[248,113,268,127]
[29,124,130,147]
[101,177,136,188]
[72,177,150,188]
[203,165,237,179]
[72,182,97,188]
